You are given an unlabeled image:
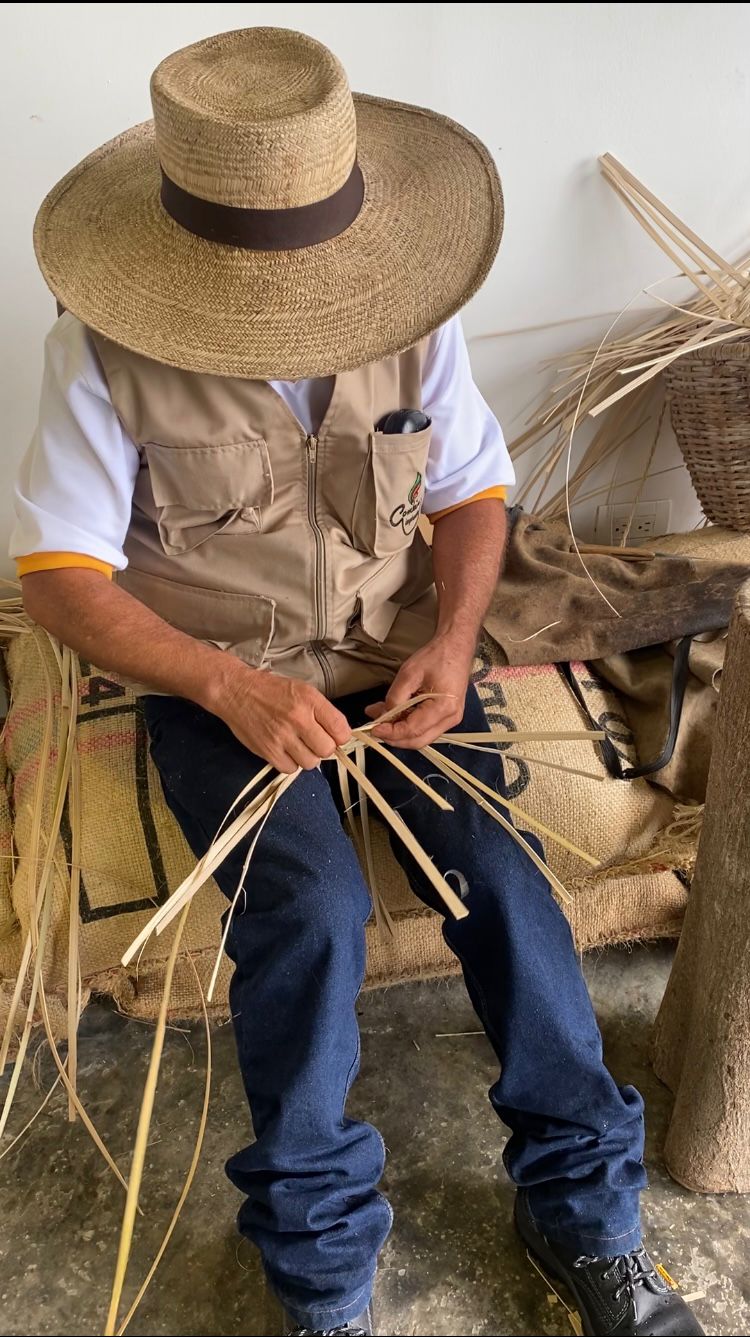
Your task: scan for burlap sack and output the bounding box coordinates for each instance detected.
[1,627,689,1030]
[484,511,750,666]
[3,630,234,1026]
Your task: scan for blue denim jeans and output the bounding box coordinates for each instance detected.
[143,686,646,1330]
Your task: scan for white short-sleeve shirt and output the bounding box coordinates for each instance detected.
[11,312,514,572]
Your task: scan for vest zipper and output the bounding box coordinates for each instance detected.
[305,434,335,697]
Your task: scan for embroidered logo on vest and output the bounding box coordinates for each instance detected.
[390,473,423,535]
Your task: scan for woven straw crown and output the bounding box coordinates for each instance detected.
[34,26,504,378]
[152,28,357,209]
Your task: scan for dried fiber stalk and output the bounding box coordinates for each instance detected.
[354,741,396,940]
[510,153,750,534]
[0,630,129,1194]
[438,729,605,744]
[104,904,191,1337]
[206,771,298,1002]
[114,941,212,1336]
[421,746,573,903]
[335,747,468,921]
[123,707,605,966]
[359,733,453,811]
[122,769,296,966]
[433,746,600,868]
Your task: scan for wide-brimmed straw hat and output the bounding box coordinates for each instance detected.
[34,27,503,379]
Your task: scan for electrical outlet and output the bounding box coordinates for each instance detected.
[595,500,672,545]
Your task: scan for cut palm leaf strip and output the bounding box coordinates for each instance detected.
[357,733,454,811]
[207,762,273,845]
[0,632,129,1193]
[121,771,296,965]
[426,746,599,869]
[104,903,191,1337]
[335,748,468,920]
[502,751,605,783]
[510,153,750,534]
[115,942,212,1336]
[123,708,604,966]
[206,770,298,1003]
[122,695,450,965]
[438,730,605,744]
[421,747,573,903]
[335,750,396,937]
[450,740,605,782]
[354,741,396,939]
[66,652,82,1120]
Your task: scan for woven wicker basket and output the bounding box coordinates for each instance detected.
[664,337,750,532]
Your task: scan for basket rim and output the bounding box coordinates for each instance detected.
[665,334,750,368]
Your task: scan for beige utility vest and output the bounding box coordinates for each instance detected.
[91,333,438,698]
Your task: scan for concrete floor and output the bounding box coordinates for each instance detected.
[0,943,748,1337]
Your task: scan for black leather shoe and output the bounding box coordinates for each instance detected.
[515,1193,705,1335]
[284,1303,374,1336]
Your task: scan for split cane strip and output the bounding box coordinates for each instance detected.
[121,771,296,965]
[444,738,605,782]
[354,742,396,939]
[421,747,573,903]
[0,630,56,1075]
[115,942,212,1335]
[437,730,605,745]
[65,649,82,1120]
[335,748,467,920]
[206,770,299,1002]
[104,903,191,1337]
[425,747,599,868]
[355,733,454,811]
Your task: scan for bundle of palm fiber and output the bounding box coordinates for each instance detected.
[511,155,750,528]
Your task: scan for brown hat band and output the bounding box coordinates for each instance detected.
[160,161,365,251]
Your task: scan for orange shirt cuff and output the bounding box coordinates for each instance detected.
[16,552,114,579]
[426,486,507,523]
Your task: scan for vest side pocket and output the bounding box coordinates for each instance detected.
[352,426,432,558]
[118,567,276,669]
[144,439,274,555]
[352,556,403,644]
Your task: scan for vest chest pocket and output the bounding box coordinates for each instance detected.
[351,425,432,558]
[144,439,274,556]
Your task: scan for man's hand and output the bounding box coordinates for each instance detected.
[365,632,472,749]
[216,665,352,773]
[22,570,351,774]
[365,499,507,750]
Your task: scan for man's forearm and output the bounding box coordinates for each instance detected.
[431,498,507,645]
[21,569,238,713]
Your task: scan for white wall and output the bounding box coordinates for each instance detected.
[3,2,750,572]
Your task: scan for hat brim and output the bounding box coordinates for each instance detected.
[34,94,503,379]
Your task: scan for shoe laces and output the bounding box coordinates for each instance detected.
[293,1326,367,1336]
[594,1247,660,1304]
